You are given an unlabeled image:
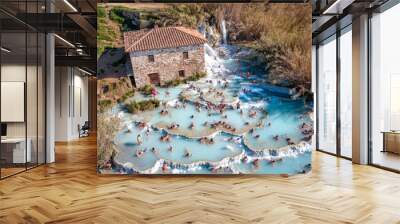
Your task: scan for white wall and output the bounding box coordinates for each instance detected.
[1,63,46,164]
[1,64,38,137]
[54,66,89,141]
[73,72,89,136]
[55,66,69,141]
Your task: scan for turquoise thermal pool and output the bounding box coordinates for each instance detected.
[110,44,313,174]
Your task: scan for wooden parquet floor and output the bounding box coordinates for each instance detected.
[1,135,400,224]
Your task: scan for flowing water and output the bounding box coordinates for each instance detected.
[221,20,228,44]
[110,41,313,174]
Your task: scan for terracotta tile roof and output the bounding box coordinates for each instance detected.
[124,27,207,53]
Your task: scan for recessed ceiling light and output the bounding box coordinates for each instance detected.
[54,34,75,48]
[323,0,355,15]
[63,0,78,12]
[78,67,93,76]
[1,47,11,53]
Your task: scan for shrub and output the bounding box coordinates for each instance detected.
[97,6,106,18]
[162,72,207,87]
[97,18,116,41]
[109,8,125,24]
[117,90,135,103]
[138,99,160,110]
[125,101,139,113]
[186,72,206,82]
[163,79,182,87]
[125,99,160,113]
[97,15,116,58]
[98,99,112,112]
[138,84,155,95]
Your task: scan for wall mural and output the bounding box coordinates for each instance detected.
[97,3,313,175]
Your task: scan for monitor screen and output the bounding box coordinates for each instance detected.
[1,123,7,137]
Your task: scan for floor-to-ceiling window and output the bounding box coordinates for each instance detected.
[317,35,337,154]
[315,23,353,159]
[339,26,352,158]
[370,2,400,171]
[0,0,46,179]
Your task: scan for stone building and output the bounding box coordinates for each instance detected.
[124,26,207,87]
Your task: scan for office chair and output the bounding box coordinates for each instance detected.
[79,121,90,138]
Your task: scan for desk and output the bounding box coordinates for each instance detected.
[1,138,31,163]
[382,131,400,154]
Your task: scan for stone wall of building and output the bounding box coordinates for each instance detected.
[130,45,205,87]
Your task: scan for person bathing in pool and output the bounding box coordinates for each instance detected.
[184,149,192,157]
[136,149,144,158]
[137,134,142,145]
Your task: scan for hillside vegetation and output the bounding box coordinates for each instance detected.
[162,4,311,88]
[98,3,311,88]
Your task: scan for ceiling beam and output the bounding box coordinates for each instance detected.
[323,0,356,14]
[66,13,97,47]
[55,55,96,70]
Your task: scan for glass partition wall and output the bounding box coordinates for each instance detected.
[316,26,353,159]
[0,2,46,179]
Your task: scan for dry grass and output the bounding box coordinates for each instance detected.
[97,114,122,168]
[224,3,312,87]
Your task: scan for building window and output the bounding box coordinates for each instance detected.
[179,70,185,77]
[339,26,352,158]
[183,52,189,59]
[148,55,155,62]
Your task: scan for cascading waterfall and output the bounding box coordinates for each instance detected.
[204,43,229,78]
[221,19,227,44]
[205,43,218,58]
